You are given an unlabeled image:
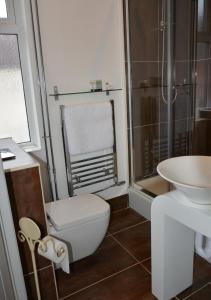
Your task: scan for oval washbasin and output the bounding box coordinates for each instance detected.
[157,156,211,205]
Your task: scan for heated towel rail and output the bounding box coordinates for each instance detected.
[60,100,119,196]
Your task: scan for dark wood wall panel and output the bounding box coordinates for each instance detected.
[6,166,57,300]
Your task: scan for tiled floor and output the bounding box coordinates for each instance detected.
[55,195,211,300]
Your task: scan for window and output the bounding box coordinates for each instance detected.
[0,35,30,143]
[0,0,7,18]
[0,0,40,149]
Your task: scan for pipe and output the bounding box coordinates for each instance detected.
[166,0,173,158]
[125,0,135,185]
[30,0,59,200]
[195,232,211,263]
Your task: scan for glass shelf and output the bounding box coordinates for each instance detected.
[49,88,122,100]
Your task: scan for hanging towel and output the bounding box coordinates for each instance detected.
[63,102,114,156]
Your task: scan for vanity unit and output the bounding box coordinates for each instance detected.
[152,156,211,300]
[0,138,57,300]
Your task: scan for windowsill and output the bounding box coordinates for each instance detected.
[21,143,41,153]
[0,138,41,154]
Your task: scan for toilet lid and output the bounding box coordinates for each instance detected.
[46,194,110,231]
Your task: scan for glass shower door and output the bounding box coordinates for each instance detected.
[125,0,196,196]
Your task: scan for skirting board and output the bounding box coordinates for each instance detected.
[128,187,153,221]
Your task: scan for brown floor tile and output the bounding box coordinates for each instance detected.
[177,254,211,299]
[193,255,211,283]
[107,194,129,212]
[56,236,136,298]
[145,253,211,299]
[108,208,146,234]
[141,258,151,273]
[187,284,211,300]
[24,266,57,300]
[141,254,211,299]
[66,264,154,300]
[114,221,151,261]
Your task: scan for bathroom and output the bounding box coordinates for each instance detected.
[0,0,211,299]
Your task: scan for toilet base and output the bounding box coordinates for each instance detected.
[48,214,109,263]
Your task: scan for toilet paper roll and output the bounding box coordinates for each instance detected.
[38,235,70,273]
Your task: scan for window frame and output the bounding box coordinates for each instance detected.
[0,0,15,23]
[0,0,41,151]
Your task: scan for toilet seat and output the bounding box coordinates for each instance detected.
[46,194,109,231]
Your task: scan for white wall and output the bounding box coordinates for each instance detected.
[37,0,123,92]
[36,0,129,199]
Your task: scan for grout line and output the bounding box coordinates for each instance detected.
[59,263,139,300]
[24,264,52,277]
[182,282,210,300]
[139,262,151,275]
[111,219,149,235]
[133,118,193,130]
[139,257,151,275]
[140,256,151,264]
[125,57,211,63]
[111,206,129,214]
[111,235,151,268]
[111,235,139,263]
[59,212,148,299]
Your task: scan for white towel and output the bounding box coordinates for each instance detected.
[63,102,114,156]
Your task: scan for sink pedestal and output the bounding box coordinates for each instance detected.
[151,190,211,300]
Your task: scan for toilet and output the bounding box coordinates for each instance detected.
[45,194,110,263]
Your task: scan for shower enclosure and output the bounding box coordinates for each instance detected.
[125,0,211,197]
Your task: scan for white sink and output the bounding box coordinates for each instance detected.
[157,156,211,205]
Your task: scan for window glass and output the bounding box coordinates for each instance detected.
[0,35,30,143]
[0,0,7,18]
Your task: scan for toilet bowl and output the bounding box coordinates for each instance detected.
[45,194,110,263]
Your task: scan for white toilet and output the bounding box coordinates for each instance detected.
[45,194,110,263]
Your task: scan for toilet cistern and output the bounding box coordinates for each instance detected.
[157,155,211,205]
